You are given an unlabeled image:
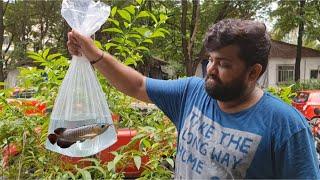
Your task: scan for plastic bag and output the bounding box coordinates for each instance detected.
[45,0,116,157]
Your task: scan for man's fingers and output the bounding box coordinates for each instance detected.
[67,41,81,56]
[71,30,84,43]
[68,32,80,45]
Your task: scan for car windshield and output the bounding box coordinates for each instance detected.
[11,89,36,98]
[293,92,309,103]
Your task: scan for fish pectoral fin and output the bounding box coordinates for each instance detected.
[54,128,67,135]
[57,139,75,148]
[48,134,58,144]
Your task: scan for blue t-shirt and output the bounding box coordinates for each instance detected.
[146,77,320,179]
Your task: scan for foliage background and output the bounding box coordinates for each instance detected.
[0,0,319,179]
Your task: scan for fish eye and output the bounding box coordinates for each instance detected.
[101,125,105,128]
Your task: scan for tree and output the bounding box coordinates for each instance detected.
[161,0,272,76]
[295,0,305,82]
[0,1,5,82]
[0,1,10,83]
[271,0,320,81]
[1,0,66,83]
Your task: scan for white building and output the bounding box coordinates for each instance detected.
[195,40,320,88]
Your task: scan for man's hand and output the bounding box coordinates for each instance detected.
[67,30,103,62]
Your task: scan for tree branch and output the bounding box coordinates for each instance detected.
[188,0,200,60]
[4,34,14,54]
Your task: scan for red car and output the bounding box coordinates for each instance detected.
[292,90,320,124]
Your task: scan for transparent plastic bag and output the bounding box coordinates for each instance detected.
[45,0,116,157]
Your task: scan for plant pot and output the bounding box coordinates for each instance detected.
[96,128,148,178]
[111,113,121,123]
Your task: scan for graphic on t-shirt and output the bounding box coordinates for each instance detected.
[175,107,262,179]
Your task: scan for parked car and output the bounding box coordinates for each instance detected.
[292,90,320,125]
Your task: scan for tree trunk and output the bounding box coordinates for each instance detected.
[190,1,231,75]
[0,1,5,83]
[181,0,200,76]
[294,0,305,82]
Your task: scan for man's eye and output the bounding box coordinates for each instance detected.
[220,62,231,68]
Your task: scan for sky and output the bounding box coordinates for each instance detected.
[255,1,278,32]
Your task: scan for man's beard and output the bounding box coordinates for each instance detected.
[205,74,247,101]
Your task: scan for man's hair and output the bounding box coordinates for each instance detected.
[204,19,271,77]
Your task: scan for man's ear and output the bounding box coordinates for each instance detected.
[248,64,262,81]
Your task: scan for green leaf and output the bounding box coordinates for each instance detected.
[166,158,174,168]
[124,22,130,28]
[42,49,50,59]
[133,27,151,37]
[113,154,123,165]
[150,30,165,38]
[142,138,151,148]
[113,37,124,44]
[132,133,146,141]
[105,43,118,50]
[149,13,158,23]
[28,55,44,63]
[136,0,143,5]
[124,5,135,15]
[127,33,142,39]
[118,10,131,22]
[102,28,123,34]
[47,53,61,61]
[108,18,119,27]
[83,166,106,178]
[94,40,102,49]
[159,14,168,23]
[133,156,141,170]
[136,46,149,51]
[142,39,153,44]
[124,57,137,66]
[125,39,136,47]
[107,161,115,172]
[63,171,75,180]
[76,168,92,180]
[136,11,150,18]
[27,51,39,56]
[111,7,117,17]
[157,28,170,34]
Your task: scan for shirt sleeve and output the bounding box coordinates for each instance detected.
[275,128,320,178]
[146,77,193,127]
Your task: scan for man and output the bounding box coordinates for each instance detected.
[67,19,320,179]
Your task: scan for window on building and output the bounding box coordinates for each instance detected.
[310,70,320,79]
[277,65,294,83]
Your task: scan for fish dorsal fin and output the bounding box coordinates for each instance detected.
[54,128,66,135]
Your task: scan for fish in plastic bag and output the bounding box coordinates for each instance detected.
[45,0,117,157]
[48,123,113,148]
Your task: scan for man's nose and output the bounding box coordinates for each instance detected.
[207,60,218,75]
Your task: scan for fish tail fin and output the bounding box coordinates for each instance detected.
[48,134,58,144]
[57,139,75,148]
